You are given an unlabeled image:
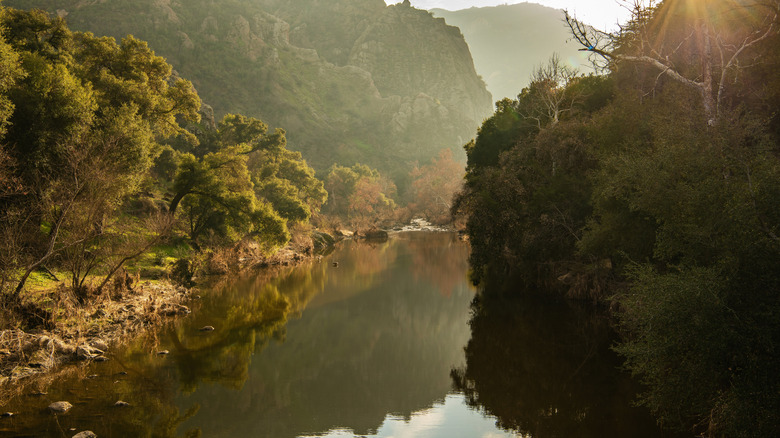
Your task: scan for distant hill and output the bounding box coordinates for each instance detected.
[8,0,493,188]
[431,3,593,101]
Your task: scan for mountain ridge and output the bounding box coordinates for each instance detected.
[430,3,592,100]
[9,0,493,188]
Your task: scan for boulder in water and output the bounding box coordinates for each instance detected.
[48,401,72,413]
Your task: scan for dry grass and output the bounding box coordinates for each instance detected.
[0,225,322,402]
[0,279,193,402]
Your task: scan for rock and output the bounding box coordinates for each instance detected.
[90,340,109,351]
[156,350,169,355]
[199,325,215,332]
[52,339,76,355]
[335,229,354,238]
[93,356,109,362]
[332,262,339,267]
[363,229,388,240]
[48,401,73,413]
[29,349,55,369]
[114,400,130,407]
[76,345,103,360]
[72,432,97,438]
[312,231,336,251]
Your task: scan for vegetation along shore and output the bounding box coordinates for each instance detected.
[0,5,462,397]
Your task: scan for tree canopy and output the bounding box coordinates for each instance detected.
[0,8,323,301]
[457,1,780,434]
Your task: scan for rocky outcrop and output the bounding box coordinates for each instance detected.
[349,5,491,123]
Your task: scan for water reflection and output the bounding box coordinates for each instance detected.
[173,232,476,437]
[1,233,673,438]
[451,282,678,438]
[303,394,514,438]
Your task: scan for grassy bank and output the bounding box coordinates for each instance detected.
[0,226,333,397]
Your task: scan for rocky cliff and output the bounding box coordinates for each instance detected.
[10,0,493,187]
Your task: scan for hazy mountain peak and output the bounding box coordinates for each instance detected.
[431,2,592,100]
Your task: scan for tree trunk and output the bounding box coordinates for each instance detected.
[168,190,187,215]
[701,25,717,125]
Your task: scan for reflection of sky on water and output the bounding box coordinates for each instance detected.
[301,393,516,438]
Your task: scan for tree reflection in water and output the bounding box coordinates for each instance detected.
[172,233,475,437]
[451,286,681,438]
[1,234,678,437]
[405,232,471,298]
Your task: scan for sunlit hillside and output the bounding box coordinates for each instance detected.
[8,0,493,185]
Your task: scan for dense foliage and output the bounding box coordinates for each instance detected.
[0,8,323,305]
[321,163,397,230]
[455,0,780,435]
[0,8,200,300]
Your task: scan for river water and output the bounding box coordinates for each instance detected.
[2,232,676,437]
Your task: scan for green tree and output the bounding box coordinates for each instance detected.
[454,74,611,289]
[250,144,327,225]
[165,114,323,251]
[454,1,780,434]
[169,147,288,250]
[463,98,529,172]
[565,2,780,433]
[591,115,780,435]
[0,8,200,299]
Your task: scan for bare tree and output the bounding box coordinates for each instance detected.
[566,0,780,125]
[520,53,583,128]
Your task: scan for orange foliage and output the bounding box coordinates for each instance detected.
[408,149,465,225]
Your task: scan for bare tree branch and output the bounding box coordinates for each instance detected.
[565,0,780,126]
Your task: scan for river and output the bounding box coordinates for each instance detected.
[1,232,677,437]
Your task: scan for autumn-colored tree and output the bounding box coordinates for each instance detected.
[323,164,396,230]
[348,177,395,230]
[408,149,464,225]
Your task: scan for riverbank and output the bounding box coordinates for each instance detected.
[0,228,338,398]
[1,231,670,438]
[0,223,449,400]
[0,280,193,396]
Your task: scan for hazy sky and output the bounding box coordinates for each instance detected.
[385,1,633,30]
